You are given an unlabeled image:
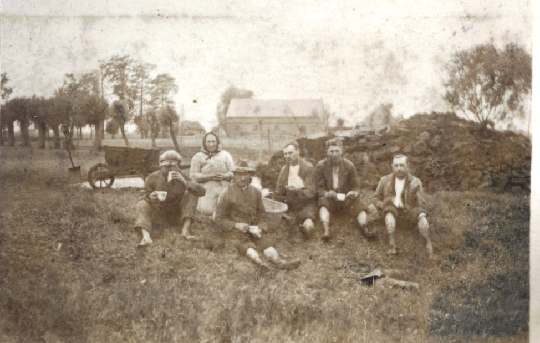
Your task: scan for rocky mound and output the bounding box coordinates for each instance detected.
[258,112,531,192]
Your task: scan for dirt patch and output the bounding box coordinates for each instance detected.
[259,113,531,193]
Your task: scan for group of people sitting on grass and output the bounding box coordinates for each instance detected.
[133,132,433,270]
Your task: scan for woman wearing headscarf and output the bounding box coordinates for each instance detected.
[190,132,235,215]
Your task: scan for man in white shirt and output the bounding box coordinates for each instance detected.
[274,142,317,237]
[370,154,433,258]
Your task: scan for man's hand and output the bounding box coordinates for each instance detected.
[149,191,160,201]
[234,222,250,233]
[324,190,337,199]
[213,174,225,181]
[346,191,359,199]
[169,171,186,183]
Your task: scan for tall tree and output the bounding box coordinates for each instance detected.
[130,62,156,118]
[5,97,32,146]
[80,94,109,149]
[216,86,253,134]
[130,62,155,141]
[149,73,178,109]
[28,96,50,149]
[50,91,76,150]
[146,109,160,147]
[101,55,135,146]
[111,100,131,146]
[105,119,119,138]
[159,105,181,152]
[1,73,14,145]
[444,43,531,129]
[148,73,178,148]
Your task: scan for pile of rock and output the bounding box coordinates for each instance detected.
[258,112,531,193]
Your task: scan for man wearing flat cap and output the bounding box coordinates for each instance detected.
[214,161,301,270]
[134,150,206,246]
[314,138,370,241]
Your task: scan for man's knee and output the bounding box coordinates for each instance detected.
[357,211,368,226]
[303,218,314,230]
[385,212,396,233]
[135,200,153,230]
[319,207,330,223]
[417,215,429,235]
[263,246,279,260]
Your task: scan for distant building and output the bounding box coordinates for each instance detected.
[223,99,327,137]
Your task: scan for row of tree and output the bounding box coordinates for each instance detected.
[0,55,187,151]
[0,42,532,148]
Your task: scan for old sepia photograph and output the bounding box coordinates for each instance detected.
[0,1,535,342]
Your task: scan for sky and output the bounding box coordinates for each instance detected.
[0,0,532,129]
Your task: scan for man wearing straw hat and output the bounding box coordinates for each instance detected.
[314,138,370,241]
[134,150,206,246]
[214,161,301,270]
[273,142,316,237]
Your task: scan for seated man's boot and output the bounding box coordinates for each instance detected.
[387,235,397,255]
[272,258,301,270]
[300,219,314,239]
[321,222,331,241]
[426,240,434,259]
[138,228,153,247]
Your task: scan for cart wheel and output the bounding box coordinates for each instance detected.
[88,163,115,189]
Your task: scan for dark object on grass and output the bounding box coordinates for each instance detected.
[359,268,384,286]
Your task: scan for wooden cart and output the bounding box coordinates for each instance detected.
[87,146,161,189]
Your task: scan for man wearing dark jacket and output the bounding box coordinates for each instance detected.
[214,161,301,270]
[134,150,206,246]
[314,138,368,241]
[373,154,433,258]
[273,142,316,236]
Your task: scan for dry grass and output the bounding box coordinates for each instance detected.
[0,147,529,343]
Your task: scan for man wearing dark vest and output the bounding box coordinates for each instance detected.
[314,138,368,241]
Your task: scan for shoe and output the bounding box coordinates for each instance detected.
[322,233,331,242]
[273,259,301,270]
[138,237,153,247]
[362,226,377,239]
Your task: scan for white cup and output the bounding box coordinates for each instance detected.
[167,171,177,183]
[156,191,167,202]
[248,225,262,238]
[336,193,346,201]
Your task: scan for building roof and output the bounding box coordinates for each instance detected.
[226,99,324,118]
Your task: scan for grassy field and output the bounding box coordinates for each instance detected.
[0,146,529,343]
